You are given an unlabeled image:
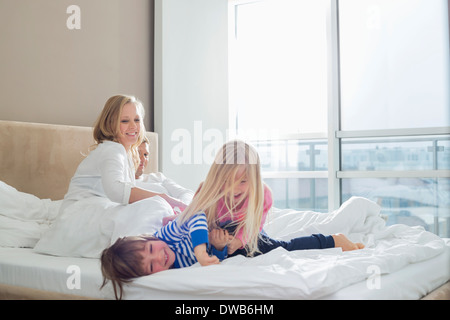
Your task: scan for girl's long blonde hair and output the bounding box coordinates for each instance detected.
[180,140,266,256]
[93,94,146,170]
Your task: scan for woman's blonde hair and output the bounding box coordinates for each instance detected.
[100,235,158,300]
[180,140,266,256]
[93,94,146,170]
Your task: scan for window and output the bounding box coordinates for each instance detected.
[338,0,450,237]
[341,136,449,171]
[341,177,449,238]
[229,0,328,135]
[339,0,450,131]
[340,135,450,237]
[229,0,450,237]
[255,139,328,211]
[229,0,330,212]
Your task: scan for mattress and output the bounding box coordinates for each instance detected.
[0,247,111,299]
[1,239,449,300]
[1,191,449,300]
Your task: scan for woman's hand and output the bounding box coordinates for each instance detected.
[194,244,220,266]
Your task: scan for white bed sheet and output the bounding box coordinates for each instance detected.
[0,247,112,299]
[322,238,450,300]
[0,240,448,300]
[1,180,449,300]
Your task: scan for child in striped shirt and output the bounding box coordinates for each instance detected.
[100,211,224,300]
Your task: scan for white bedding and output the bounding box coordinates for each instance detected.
[1,240,448,300]
[0,181,61,248]
[323,239,450,300]
[0,247,109,299]
[0,180,448,299]
[124,198,446,299]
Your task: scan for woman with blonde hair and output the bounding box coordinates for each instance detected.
[34,95,186,258]
[64,94,186,208]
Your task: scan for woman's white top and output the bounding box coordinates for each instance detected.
[33,141,195,258]
[63,141,135,205]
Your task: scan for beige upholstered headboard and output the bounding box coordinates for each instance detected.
[0,120,158,201]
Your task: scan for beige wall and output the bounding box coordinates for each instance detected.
[0,0,153,129]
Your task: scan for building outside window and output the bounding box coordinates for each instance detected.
[228,0,450,237]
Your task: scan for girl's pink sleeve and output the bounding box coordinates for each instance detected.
[260,185,273,229]
[235,185,273,247]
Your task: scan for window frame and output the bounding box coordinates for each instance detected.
[229,0,450,215]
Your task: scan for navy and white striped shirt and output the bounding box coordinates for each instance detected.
[154,212,226,268]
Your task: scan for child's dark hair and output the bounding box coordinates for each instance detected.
[100,235,159,300]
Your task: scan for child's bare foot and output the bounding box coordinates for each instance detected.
[332,233,365,251]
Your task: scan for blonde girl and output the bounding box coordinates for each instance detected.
[180,140,364,257]
[178,140,265,256]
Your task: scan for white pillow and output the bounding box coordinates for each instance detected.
[0,216,48,248]
[34,196,173,258]
[0,181,61,248]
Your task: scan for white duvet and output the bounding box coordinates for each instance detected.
[126,197,446,299]
[0,180,446,299]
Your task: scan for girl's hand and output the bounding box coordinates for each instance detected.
[209,229,229,251]
[227,237,243,255]
[194,244,220,266]
[332,233,365,251]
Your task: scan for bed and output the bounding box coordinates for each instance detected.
[0,120,449,300]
